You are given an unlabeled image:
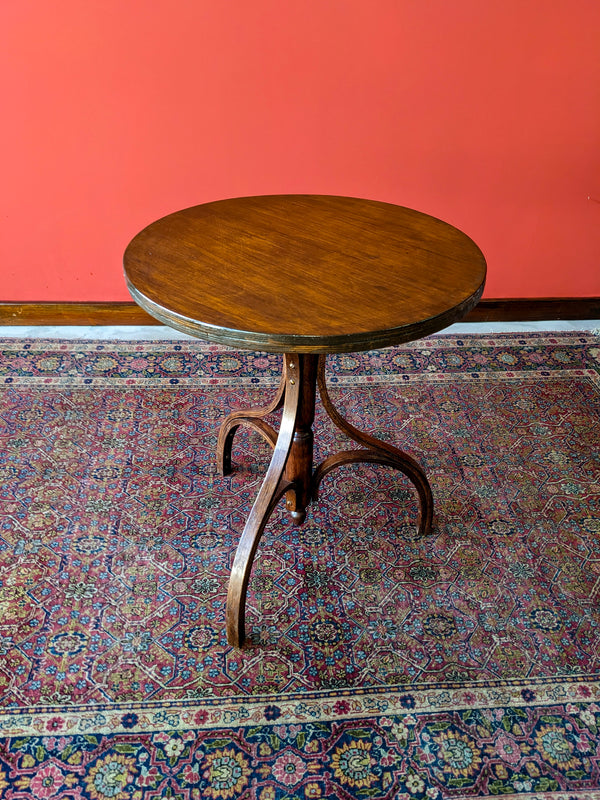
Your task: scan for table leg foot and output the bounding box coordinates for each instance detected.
[226,356,301,648]
[216,367,286,475]
[314,356,433,535]
[226,476,293,647]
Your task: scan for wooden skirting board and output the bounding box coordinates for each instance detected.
[0,299,599,327]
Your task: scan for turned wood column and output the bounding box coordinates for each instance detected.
[284,354,318,524]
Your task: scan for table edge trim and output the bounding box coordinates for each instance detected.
[126,279,486,353]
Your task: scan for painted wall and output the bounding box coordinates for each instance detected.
[2,0,599,301]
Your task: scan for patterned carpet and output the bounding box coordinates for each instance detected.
[0,332,599,798]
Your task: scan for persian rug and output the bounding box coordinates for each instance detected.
[0,331,599,799]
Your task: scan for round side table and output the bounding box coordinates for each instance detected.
[124,195,486,647]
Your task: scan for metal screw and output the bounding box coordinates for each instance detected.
[290,379,295,385]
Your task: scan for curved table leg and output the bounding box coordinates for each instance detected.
[226,355,301,648]
[217,365,286,475]
[313,355,433,536]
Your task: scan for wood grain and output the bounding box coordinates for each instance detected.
[124,195,487,352]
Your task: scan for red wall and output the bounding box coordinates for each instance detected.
[2,0,599,301]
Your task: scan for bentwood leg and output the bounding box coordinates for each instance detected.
[225,354,311,648]
[312,355,433,536]
[216,368,286,476]
[223,352,433,647]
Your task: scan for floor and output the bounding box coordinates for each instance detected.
[0,321,599,340]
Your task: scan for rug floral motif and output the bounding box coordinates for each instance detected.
[0,332,599,798]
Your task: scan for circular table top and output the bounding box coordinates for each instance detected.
[124,195,486,353]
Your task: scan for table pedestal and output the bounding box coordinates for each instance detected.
[217,354,433,648]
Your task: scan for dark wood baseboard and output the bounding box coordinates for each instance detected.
[0,298,599,327]
[0,303,158,326]
[466,297,600,322]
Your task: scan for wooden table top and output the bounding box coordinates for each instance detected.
[124,195,486,353]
